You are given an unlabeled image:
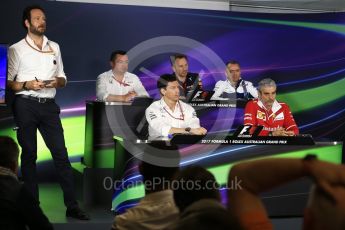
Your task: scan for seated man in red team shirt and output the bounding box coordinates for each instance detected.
[243,78,299,136]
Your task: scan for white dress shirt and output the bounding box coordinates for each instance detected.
[211,79,258,100]
[7,35,66,98]
[112,190,179,230]
[96,70,149,101]
[145,98,200,137]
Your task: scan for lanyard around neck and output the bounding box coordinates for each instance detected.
[163,101,185,120]
[25,37,55,55]
[112,76,130,87]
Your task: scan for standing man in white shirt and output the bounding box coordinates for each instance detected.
[96,50,149,102]
[212,60,258,100]
[7,5,89,220]
[146,74,207,137]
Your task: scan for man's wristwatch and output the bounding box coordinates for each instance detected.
[185,127,191,133]
[22,81,29,90]
[303,154,317,162]
[302,154,318,177]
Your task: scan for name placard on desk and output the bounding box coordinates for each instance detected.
[189,99,248,108]
[189,102,236,108]
[104,101,131,106]
[170,135,315,145]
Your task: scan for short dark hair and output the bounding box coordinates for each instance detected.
[171,53,188,65]
[173,166,220,212]
[226,60,240,66]
[110,50,127,62]
[22,5,46,30]
[140,144,180,191]
[157,74,177,90]
[0,136,19,169]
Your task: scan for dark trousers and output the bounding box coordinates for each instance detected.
[13,96,77,209]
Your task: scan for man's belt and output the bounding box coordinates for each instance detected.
[17,94,55,103]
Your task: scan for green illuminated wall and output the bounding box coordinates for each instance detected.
[0,116,85,163]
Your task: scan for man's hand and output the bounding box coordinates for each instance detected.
[26,80,45,91]
[307,161,345,206]
[307,160,345,188]
[318,184,345,210]
[284,130,295,136]
[272,127,295,136]
[123,91,137,102]
[44,79,57,88]
[45,77,66,88]
[190,127,207,135]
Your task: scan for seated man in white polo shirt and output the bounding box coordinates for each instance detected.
[146,74,207,138]
[96,50,149,102]
[212,60,258,100]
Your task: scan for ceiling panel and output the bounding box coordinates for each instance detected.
[55,0,345,12]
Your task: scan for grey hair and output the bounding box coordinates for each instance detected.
[258,78,276,92]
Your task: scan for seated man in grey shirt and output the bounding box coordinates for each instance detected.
[96,50,149,102]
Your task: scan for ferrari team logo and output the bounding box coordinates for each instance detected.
[257,111,266,121]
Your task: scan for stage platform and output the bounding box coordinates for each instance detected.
[39,183,113,229]
[40,183,303,230]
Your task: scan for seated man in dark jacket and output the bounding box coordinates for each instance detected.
[171,54,202,100]
[0,136,53,230]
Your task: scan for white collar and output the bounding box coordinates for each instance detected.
[25,34,49,50]
[226,78,242,87]
[258,99,281,113]
[160,98,180,112]
[110,70,129,79]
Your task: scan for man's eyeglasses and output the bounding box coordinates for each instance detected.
[116,60,129,64]
[229,69,240,73]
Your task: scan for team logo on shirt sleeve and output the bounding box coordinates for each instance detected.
[148,111,157,120]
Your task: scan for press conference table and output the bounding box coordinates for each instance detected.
[84,100,339,170]
[83,100,343,216]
